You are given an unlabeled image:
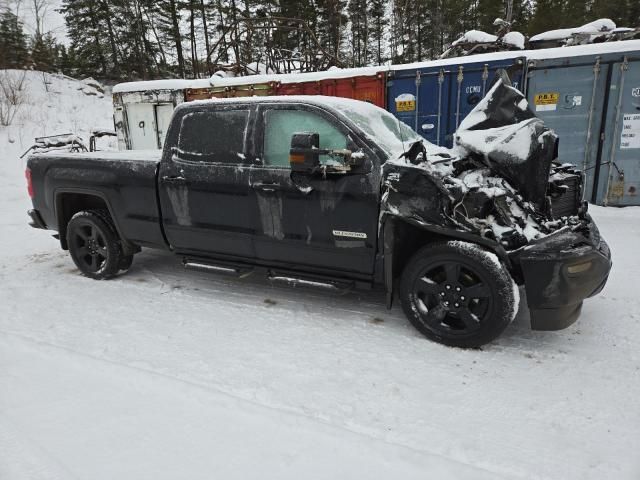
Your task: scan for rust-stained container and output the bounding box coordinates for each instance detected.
[186,82,275,101]
[275,73,386,108]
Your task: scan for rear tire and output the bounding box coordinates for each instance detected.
[66,209,123,280]
[399,241,516,348]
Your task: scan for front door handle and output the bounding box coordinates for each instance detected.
[162,175,186,183]
[251,182,281,192]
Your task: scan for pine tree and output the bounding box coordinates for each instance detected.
[153,0,187,78]
[527,0,565,36]
[60,0,109,77]
[30,33,59,72]
[0,8,28,69]
[368,0,388,65]
[316,0,348,68]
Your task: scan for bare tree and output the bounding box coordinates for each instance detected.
[0,70,27,126]
[30,0,49,37]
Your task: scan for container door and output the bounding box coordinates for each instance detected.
[598,58,640,206]
[387,67,449,146]
[155,103,174,149]
[526,57,607,201]
[446,58,525,146]
[125,103,157,150]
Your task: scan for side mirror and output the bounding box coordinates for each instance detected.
[289,132,320,174]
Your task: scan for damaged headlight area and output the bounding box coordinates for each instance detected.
[382,157,586,252]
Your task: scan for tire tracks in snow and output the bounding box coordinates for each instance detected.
[0,330,512,480]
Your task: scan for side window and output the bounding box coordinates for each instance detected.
[263,109,348,167]
[177,109,249,163]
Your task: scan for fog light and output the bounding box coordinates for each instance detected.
[567,261,592,274]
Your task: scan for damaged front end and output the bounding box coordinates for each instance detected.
[382,75,611,331]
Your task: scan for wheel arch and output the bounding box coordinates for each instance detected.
[54,189,131,253]
[382,215,511,307]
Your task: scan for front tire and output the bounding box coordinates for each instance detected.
[66,210,124,280]
[399,241,516,348]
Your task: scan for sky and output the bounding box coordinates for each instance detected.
[2,0,67,42]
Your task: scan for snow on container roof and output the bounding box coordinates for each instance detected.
[112,78,211,94]
[451,30,498,46]
[530,19,617,42]
[392,39,640,71]
[113,39,640,95]
[208,65,388,88]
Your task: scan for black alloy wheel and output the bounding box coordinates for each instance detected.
[399,242,516,348]
[66,210,125,279]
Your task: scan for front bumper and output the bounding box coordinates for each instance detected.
[515,216,611,330]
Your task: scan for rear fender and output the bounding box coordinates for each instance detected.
[54,188,135,254]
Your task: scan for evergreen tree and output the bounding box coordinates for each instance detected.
[30,33,59,72]
[368,0,388,65]
[0,8,28,69]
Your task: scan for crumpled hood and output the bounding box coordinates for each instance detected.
[454,77,558,210]
[380,73,584,252]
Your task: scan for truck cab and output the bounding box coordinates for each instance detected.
[158,98,385,282]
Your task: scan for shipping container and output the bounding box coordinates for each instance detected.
[387,56,526,147]
[526,47,640,206]
[275,73,386,108]
[112,79,209,150]
[185,82,275,101]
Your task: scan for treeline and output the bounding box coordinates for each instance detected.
[1,0,638,81]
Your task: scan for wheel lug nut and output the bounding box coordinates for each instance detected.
[444,301,450,306]
[454,303,459,308]
[455,286,461,292]
[440,292,446,297]
[445,285,451,290]
[460,296,465,300]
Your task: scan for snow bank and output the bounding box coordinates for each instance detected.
[0,70,115,161]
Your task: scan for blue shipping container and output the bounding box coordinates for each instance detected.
[387,56,526,147]
[526,50,640,206]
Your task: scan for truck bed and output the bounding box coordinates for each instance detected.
[27,149,166,250]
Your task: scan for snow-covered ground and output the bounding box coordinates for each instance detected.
[1,72,639,480]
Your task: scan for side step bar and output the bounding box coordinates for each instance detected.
[183,259,254,278]
[183,256,360,293]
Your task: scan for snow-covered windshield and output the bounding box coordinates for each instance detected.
[330,101,424,159]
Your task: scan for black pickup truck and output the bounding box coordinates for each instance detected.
[26,80,611,347]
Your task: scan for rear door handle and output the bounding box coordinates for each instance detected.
[162,175,186,183]
[251,182,281,192]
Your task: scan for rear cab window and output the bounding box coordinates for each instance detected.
[176,109,249,163]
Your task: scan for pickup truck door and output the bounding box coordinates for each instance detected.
[249,104,380,276]
[158,105,257,258]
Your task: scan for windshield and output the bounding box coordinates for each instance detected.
[330,101,424,159]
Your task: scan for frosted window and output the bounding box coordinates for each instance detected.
[263,110,347,167]
[178,110,248,163]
